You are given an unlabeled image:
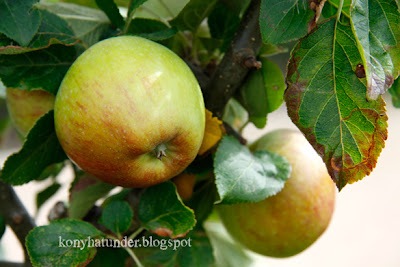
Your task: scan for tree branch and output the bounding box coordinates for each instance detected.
[0,261,26,267]
[204,0,263,118]
[0,181,35,265]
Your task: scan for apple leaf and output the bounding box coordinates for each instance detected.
[389,76,400,107]
[0,214,5,241]
[351,0,400,100]
[214,136,291,204]
[127,18,178,40]
[0,45,76,94]
[208,2,240,51]
[220,0,250,15]
[38,2,111,48]
[0,0,41,46]
[170,0,218,33]
[204,221,253,267]
[139,181,196,239]
[69,175,115,219]
[186,180,217,224]
[100,201,133,236]
[95,0,125,29]
[127,0,148,17]
[259,0,315,44]
[36,182,62,211]
[329,0,352,17]
[0,111,68,186]
[285,18,388,190]
[87,247,129,267]
[222,98,248,132]
[135,230,214,267]
[26,219,104,267]
[198,109,223,156]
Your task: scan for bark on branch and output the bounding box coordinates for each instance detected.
[0,181,35,266]
[204,0,263,118]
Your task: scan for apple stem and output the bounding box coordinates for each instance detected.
[154,143,167,161]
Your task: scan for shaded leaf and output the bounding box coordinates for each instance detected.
[351,0,400,100]
[0,0,41,46]
[0,111,68,185]
[262,58,286,113]
[127,18,178,40]
[285,18,388,190]
[136,230,214,267]
[36,182,62,211]
[100,201,133,235]
[38,2,111,48]
[101,188,130,208]
[214,136,291,204]
[198,109,223,156]
[389,75,400,107]
[208,2,240,51]
[259,0,315,44]
[87,247,129,267]
[95,0,124,29]
[170,0,218,33]
[139,181,196,238]
[186,180,216,224]
[0,45,76,94]
[69,175,115,219]
[220,0,250,15]
[26,219,104,267]
[259,43,288,58]
[37,162,64,181]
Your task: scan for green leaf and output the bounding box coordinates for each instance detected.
[0,214,5,241]
[222,98,248,131]
[127,0,147,17]
[220,0,250,15]
[95,0,124,29]
[87,247,129,267]
[186,180,216,225]
[37,162,64,181]
[285,18,388,190]
[127,18,178,40]
[0,45,76,94]
[329,0,352,17]
[237,59,285,128]
[139,181,196,238]
[38,2,111,48]
[237,70,267,128]
[208,2,240,51]
[29,9,77,48]
[351,0,400,100]
[136,230,214,267]
[100,201,133,235]
[170,0,218,33]
[389,75,400,107]
[214,136,291,204]
[69,175,115,219]
[36,182,62,211]
[26,219,104,267]
[134,0,189,19]
[259,43,288,58]
[101,188,130,208]
[204,221,253,267]
[0,111,68,185]
[259,0,315,44]
[0,0,41,46]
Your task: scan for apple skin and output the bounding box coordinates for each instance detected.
[217,129,336,258]
[6,87,55,136]
[54,36,205,188]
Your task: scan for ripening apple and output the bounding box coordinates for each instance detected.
[54,36,205,188]
[6,86,55,136]
[217,129,336,258]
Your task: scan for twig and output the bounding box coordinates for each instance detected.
[0,262,26,267]
[0,181,35,265]
[204,0,263,118]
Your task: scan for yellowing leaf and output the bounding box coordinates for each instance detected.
[198,109,224,156]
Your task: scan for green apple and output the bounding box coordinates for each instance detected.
[217,129,336,258]
[54,36,205,188]
[6,86,55,136]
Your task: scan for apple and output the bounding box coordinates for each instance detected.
[217,129,336,258]
[54,36,205,188]
[6,87,55,136]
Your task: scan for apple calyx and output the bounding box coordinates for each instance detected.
[153,143,167,161]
